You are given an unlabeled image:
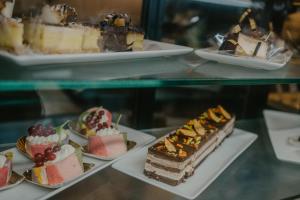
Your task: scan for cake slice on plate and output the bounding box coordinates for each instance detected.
[144,105,235,186]
[0,0,24,53]
[31,144,84,185]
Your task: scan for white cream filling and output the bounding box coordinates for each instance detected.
[26,130,68,144]
[96,127,120,136]
[47,144,75,164]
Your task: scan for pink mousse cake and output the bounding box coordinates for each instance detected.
[0,153,13,187]
[78,107,113,137]
[32,144,83,185]
[88,127,127,158]
[25,124,69,159]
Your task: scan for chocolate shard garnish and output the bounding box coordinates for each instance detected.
[144,106,235,186]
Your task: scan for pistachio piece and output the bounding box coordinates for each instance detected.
[165,138,176,152]
[184,125,193,130]
[186,137,193,145]
[208,109,221,123]
[218,105,231,120]
[179,129,197,137]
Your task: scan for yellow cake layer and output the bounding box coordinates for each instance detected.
[0,17,24,51]
[127,32,144,51]
[24,23,84,54]
[82,26,101,52]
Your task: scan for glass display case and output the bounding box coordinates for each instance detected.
[0,0,300,200]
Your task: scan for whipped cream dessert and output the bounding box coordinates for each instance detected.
[78,107,113,137]
[25,123,70,159]
[31,144,83,186]
[144,106,235,186]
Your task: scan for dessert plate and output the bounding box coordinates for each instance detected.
[194,48,292,70]
[263,109,300,164]
[0,171,25,191]
[0,40,193,66]
[112,128,257,200]
[22,162,95,189]
[81,141,137,161]
[68,120,155,161]
[0,147,112,200]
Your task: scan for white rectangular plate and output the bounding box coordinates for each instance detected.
[0,40,193,66]
[0,125,155,200]
[194,48,292,70]
[263,110,300,164]
[112,128,257,199]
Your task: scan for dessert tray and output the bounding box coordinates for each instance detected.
[112,128,257,199]
[0,40,193,66]
[194,48,293,70]
[263,109,300,164]
[0,125,155,200]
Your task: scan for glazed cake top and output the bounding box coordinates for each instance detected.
[148,105,233,162]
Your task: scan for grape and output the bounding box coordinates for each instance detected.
[97,124,103,129]
[34,153,44,162]
[44,147,53,155]
[52,145,61,152]
[35,161,44,167]
[103,122,108,128]
[47,153,56,161]
[99,110,105,116]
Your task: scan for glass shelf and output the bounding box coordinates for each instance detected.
[1,55,300,91]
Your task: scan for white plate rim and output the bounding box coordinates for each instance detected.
[194,48,292,70]
[0,40,193,66]
[112,128,257,199]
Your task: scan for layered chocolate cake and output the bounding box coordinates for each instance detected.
[100,13,144,52]
[144,106,235,186]
[219,9,270,59]
[0,0,24,53]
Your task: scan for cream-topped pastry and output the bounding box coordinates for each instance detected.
[32,144,83,186]
[40,4,77,25]
[25,123,70,159]
[78,107,113,137]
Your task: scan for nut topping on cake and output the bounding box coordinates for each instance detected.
[208,109,221,123]
[41,4,78,25]
[164,138,176,152]
[217,105,231,119]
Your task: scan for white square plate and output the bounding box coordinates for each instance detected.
[0,40,193,66]
[194,48,292,70]
[0,125,155,200]
[112,128,257,199]
[263,109,300,164]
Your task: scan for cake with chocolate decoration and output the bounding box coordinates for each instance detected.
[100,13,144,52]
[219,8,270,59]
[144,105,235,186]
[0,0,24,53]
[23,4,86,54]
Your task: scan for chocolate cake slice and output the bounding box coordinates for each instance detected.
[144,106,235,186]
[100,13,144,52]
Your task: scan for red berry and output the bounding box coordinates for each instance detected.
[52,145,61,152]
[97,123,103,129]
[47,153,56,161]
[35,161,44,167]
[44,147,53,155]
[43,156,49,162]
[99,110,105,116]
[34,153,44,162]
